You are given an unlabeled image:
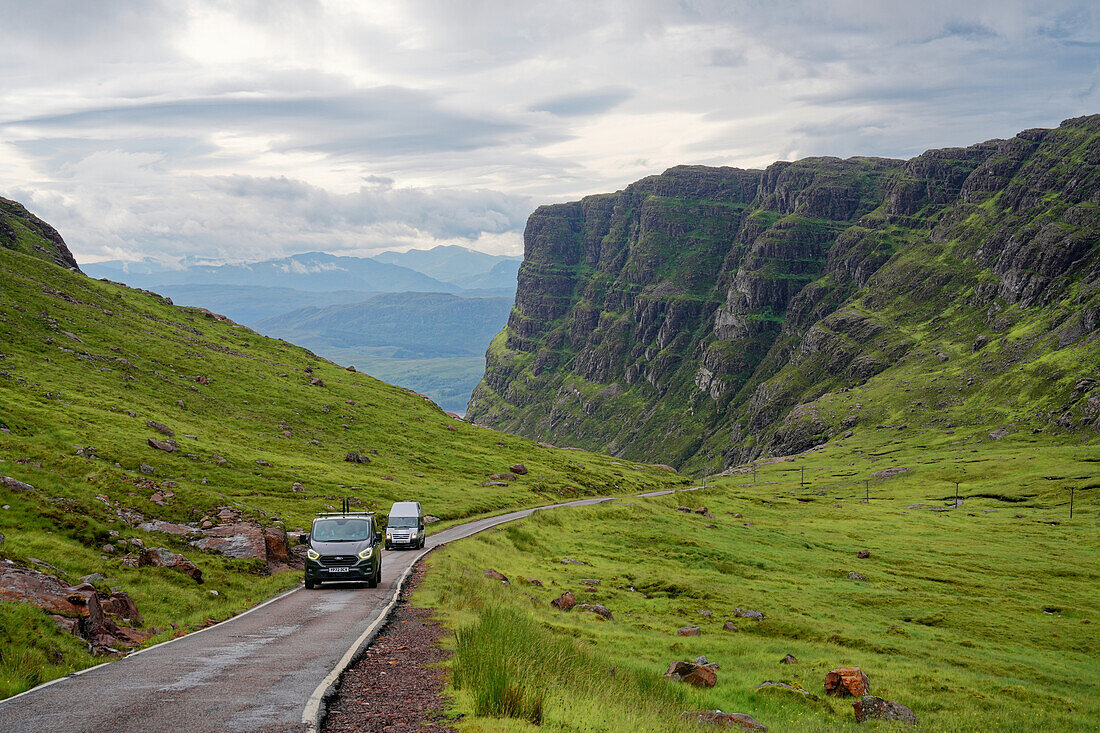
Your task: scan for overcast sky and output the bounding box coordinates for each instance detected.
[1,1,1097,265]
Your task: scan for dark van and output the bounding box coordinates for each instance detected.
[302,507,383,589]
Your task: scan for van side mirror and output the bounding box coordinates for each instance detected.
[375,531,383,544]
[299,533,310,545]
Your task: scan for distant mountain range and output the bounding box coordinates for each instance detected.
[84,246,522,412]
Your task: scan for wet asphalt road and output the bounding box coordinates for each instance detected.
[0,496,623,733]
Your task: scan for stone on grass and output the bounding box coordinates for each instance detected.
[780,654,798,664]
[309,377,326,387]
[489,472,518,481]
[561,557,585,565]
[733,607,764,620]
[825,667,870,697]
[678,625,702,636]
[0,476,34,492]
[344,451,370,464]
[483,568,508,583]
[146,437,179,452]
[848,571,868,582]
[680,710,766,730]
[551,590,575,611]
[145,420,174,437]
[509,463,528,475]
[665,660,717,688]
[853,695,918,725]
[723,621,739,632]
[577,603,613,620]
[755,680,815,699]
[856,550,870,558]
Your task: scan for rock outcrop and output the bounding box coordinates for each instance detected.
[0,197,81,272]
[467,116,1100,470]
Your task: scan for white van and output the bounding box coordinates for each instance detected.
[385,500,425,549]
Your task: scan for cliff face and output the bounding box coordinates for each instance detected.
[0,197,81,272]
[467,116,1100,470]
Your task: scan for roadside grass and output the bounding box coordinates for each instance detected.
[416,433,1099,731]
[0,246,685,697]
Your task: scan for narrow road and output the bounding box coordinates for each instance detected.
[0,496,622,733]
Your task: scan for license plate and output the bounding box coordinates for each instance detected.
[327,567,350,573]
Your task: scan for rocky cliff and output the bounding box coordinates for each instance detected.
[467,115,1100,470]
[0,197,81,272]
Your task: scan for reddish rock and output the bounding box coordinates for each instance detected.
[145,420,174,436]
[677,506,692,513]
[263,526,289,564]
[132,547,204,583]
[310,377,326,387]
[825,667,870,697]
[780,653,798,664]
[577,603,612,620]
[683,665,718,688]
[723,621,739,632]
[551,590,576,611]
[856,550,871,558]
[102,591,143,623]
[694,506,708,515]
[678,625,702,636]
[147,437,179,452]
[853,695,918,725]
[509,463,528,475]
[480,481,509,487]
[681,710,766,729]
[489,472,518,481]
[192,522,266,562]
[483,568,508,583]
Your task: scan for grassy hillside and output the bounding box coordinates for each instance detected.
[416,429,1098,731]
[0,234,683,697]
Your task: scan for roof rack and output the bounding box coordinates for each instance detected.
[314,497,374,517]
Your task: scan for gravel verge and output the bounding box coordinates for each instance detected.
[321,557,455,733]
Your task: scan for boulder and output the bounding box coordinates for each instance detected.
[309,377,326,387]
[677,506,692,513]
[678,625,702,636]
[780,654,798,664]
[192,522,267,562]
[561,557,585,565]
[344,451,371,464]
[131,547,203,583]
[483,568,508,583]
[848,571,868,582]
[480,481,509,487]
[755,680,815,699]
[853,695,918,725]
[825,667,870,697]
[102,591,143,623]
[665,660,717,688]
[256,459,272,467]
[733,607,764,620]
[0,475,34,492]
[577,603,612,620]
[509,464,528,475]
[680,711,766,730]
[551,590,575,611]
[147,437,179,452]
[856,549,870,558]
[263,526,289,564]
[489,472,518,481]
[694,506,708,515]
[723,621,739,632]
[212,453,228,466]
[145,420,174,437]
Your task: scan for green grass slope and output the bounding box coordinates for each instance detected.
[416,429,1098,731]
[0,236,683,697]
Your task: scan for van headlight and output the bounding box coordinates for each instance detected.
[358,547,373,560]
[307,549,320,561]
[410,530,417,539]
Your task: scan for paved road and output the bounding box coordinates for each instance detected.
[0,496,623,733]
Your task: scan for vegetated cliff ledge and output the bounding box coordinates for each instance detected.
[467,115,1100,472]
[0,196,81,273]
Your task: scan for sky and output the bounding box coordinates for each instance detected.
[0,0,1097,266]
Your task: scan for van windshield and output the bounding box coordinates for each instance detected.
[388,516,418,528]
[312,518,372,542]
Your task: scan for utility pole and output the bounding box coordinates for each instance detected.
[955,481,960,506]
[865,479,869,502]
[752,461,756,483]
[800,466,805,488]
[1070,486,1074,519]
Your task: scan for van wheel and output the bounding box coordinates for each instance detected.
[304,579,316,589]
[419,537,425,549]
[367,564,379,588]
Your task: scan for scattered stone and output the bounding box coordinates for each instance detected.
[848,571,868,582]
[424,515,440,524]
[256,459,272,467]
[483,568,508,583]
[870,466,909,480]
[733,607,764,620]
[212,453,228,466]
[480,481,509,487]
[561,557,585,565]
[0,476,34,492]
[147,437,179,452]
[680,710,766,730]
[551,590,576,611]
[677,506,692,513]
[509,463,528,475]
[126,547,203,583]
[489,472,518,481]
[780,654,798,664]
[755,680,814,699]
[825,667,870,697]
[345,365,356,372]
[678,625,702,636]
[698,609,712,617]
[145,420,174,437]
[856,550,871,559]
[309,377,326,387]
[988,427,1010,441]
[665,660,717,688]
[723,621,739,632]
[577,603,613,620]
[853,695,918,725]
[694,506,708,515]
[344,451,371,464]
[518,576,543,586]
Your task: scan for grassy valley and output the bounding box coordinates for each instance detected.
[416,429,1098,731]
[0,215,682,697]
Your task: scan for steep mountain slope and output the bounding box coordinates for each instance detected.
[1,197,81,272]
[467,115,1100,471]
[0,218,681,696]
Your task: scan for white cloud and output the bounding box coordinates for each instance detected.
[0,0,1096,265]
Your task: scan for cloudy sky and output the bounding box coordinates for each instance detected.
[1,1,1097,265]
